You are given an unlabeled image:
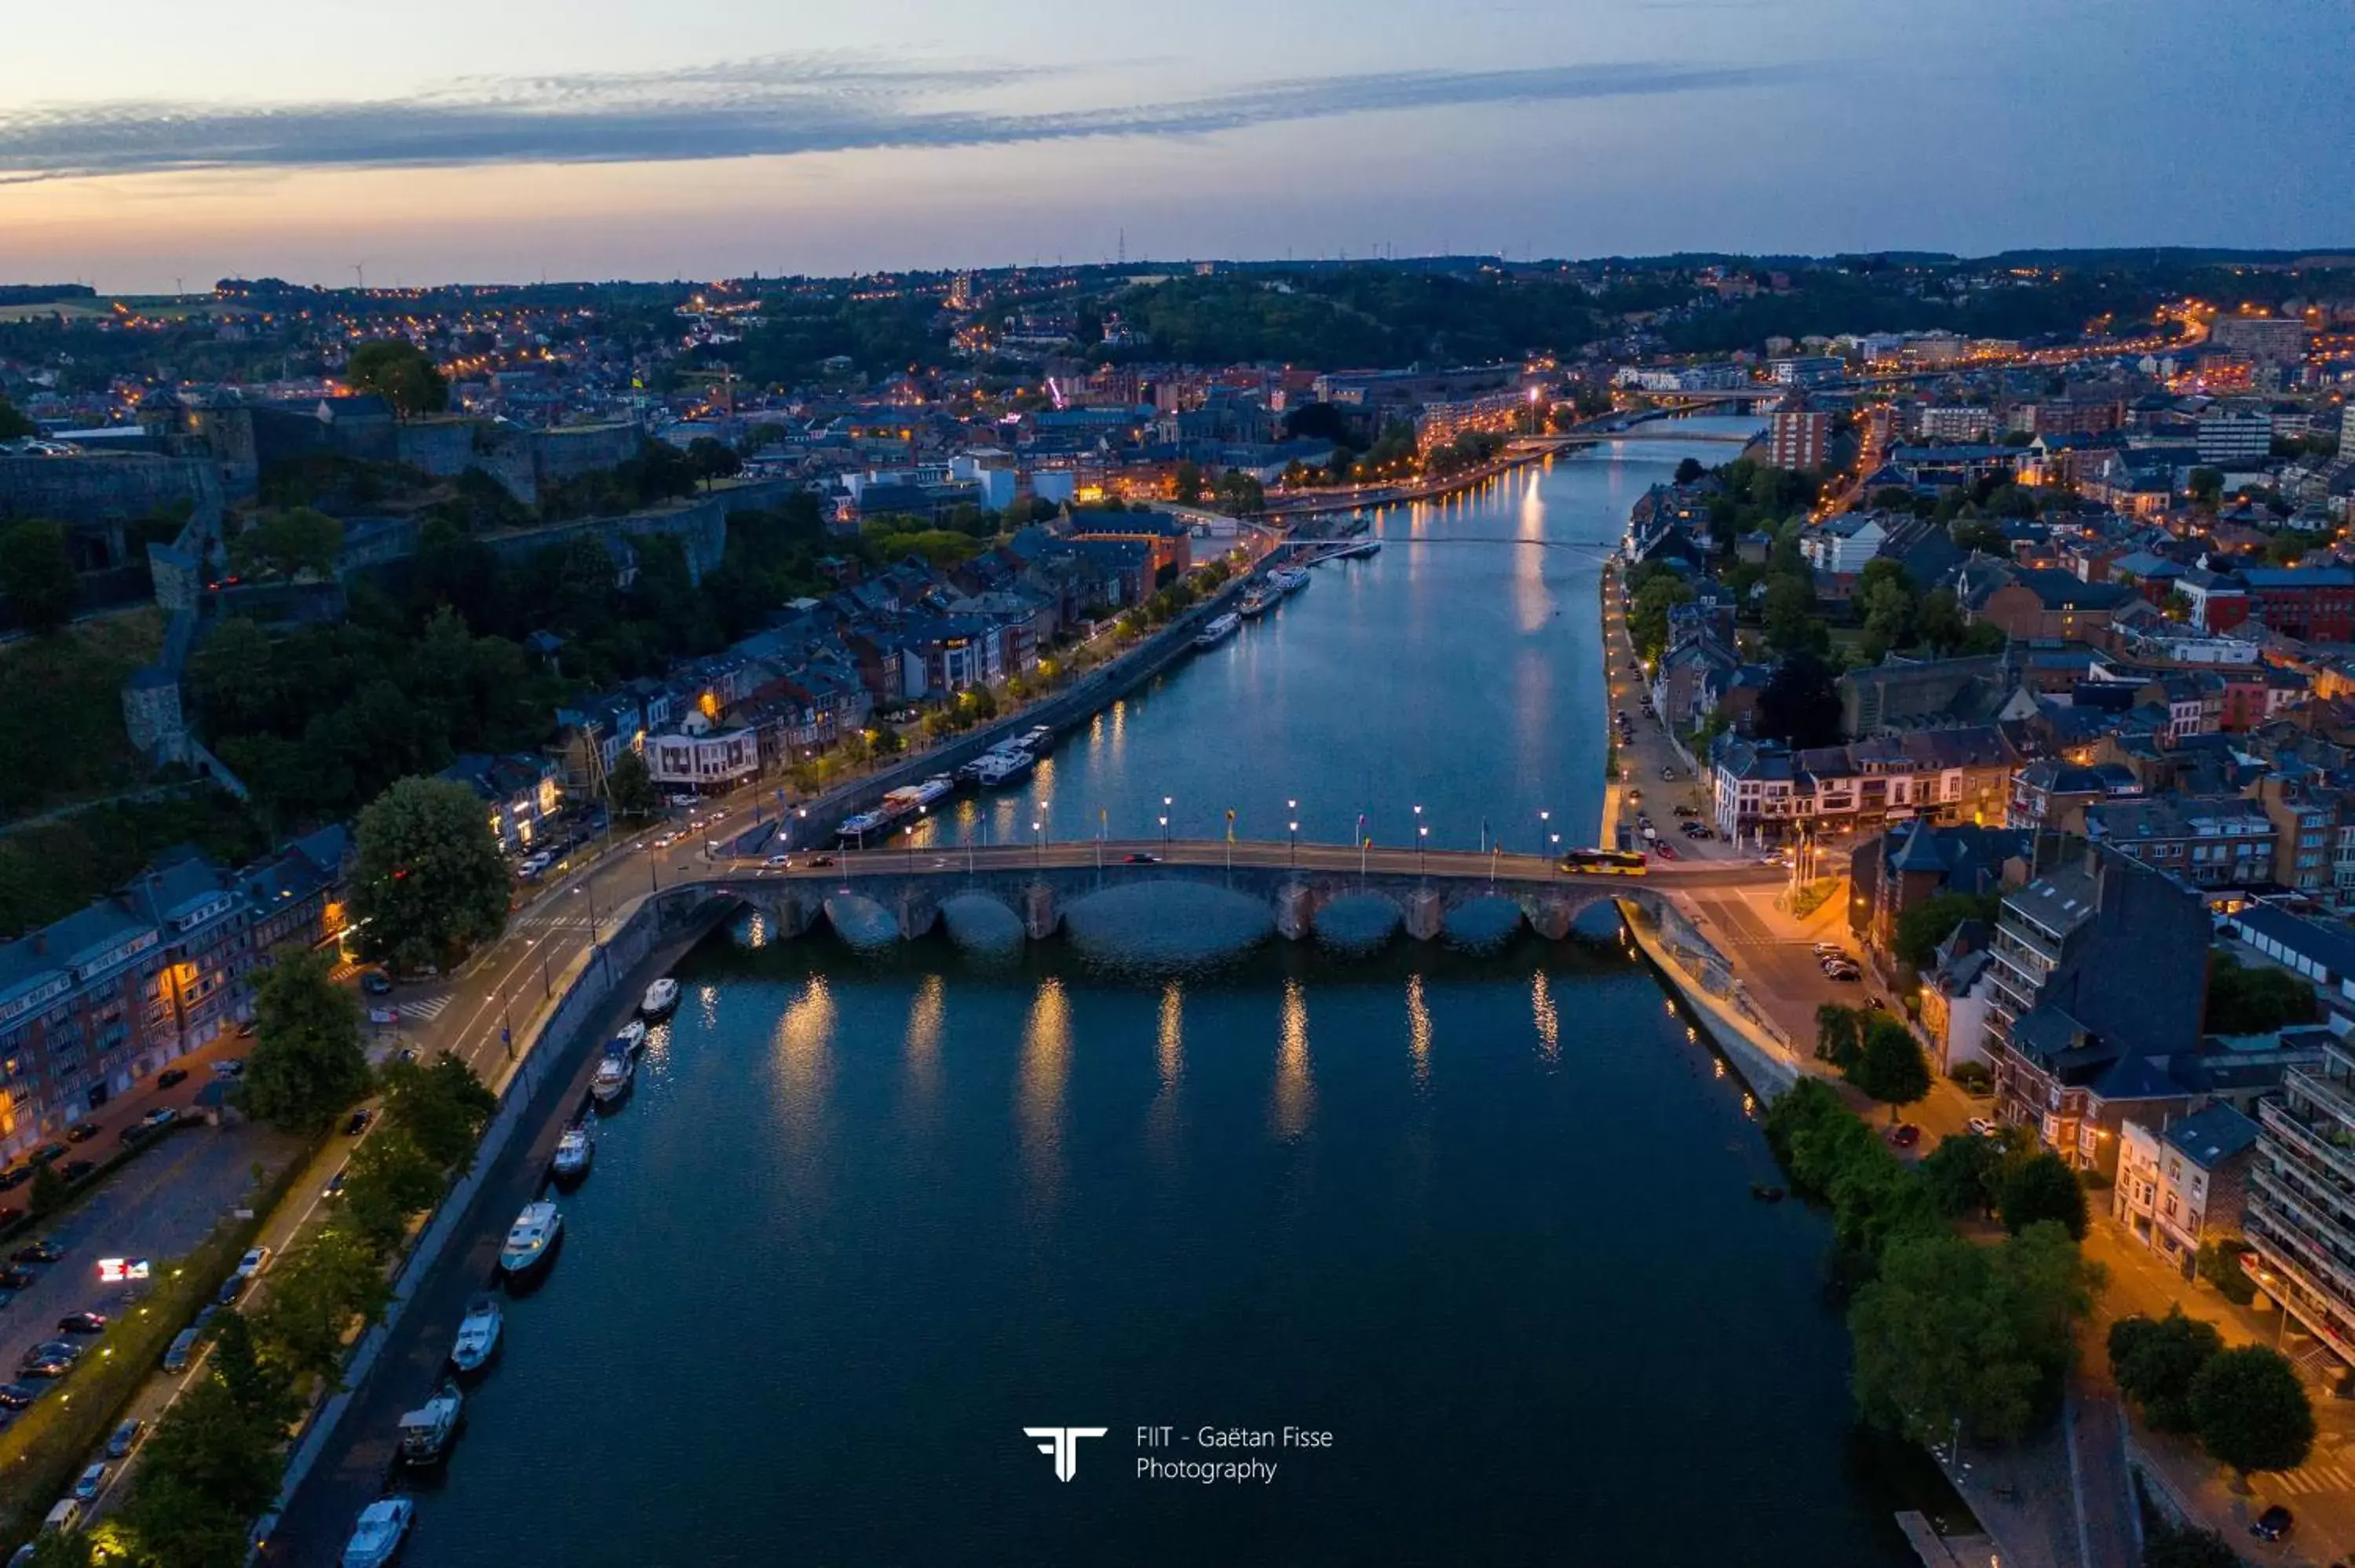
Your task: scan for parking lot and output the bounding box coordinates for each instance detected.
[0,1117,309,1414]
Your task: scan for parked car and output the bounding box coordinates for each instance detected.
[2251,1505,2294,1541]
[105,1417,142,1458]
[162,1329,202,1372]
[10,1240,62,1264]
[235,1246,272,1282]
[18,1352,74,1380]
[344,1108,373,1136]
[71,1463,107,1504]
[64,1123,98,1144]
[0,1384,42,1409]
[359,970,393,997]
[57,1312,106,1335]
[27,1144,66,1166]
[0,1268,34,1291]
[210,1059,244,1079]
[57,1161,93,1184]
[1811,942,1846,959]
[1886,1124,1921,1148]
[1966,1117,1998,1139]
[119,1125,151,1147]
[0,1167,30,1191]
[1824,965,1862,983]
[1652,841,1678,861]
[142,1107,177,1130]
[1673,804,1699,818]
[323,1169,346,1200]
[156,1067,189,1089]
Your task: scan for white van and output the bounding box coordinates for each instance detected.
[42,1498,82,1535]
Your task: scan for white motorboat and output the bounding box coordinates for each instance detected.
[397,1379,464,1467]
[1271,565,1311,596]
[498,1200,561,1275]
[1238,585,1272,618]
[590,1050,635,1107]
[612,1020,646,1056]
[1192,612,1242,651]
[341,1497,414,1568]
[448,1294,502,1374]
[638,977,680,1019]
[837,808,890,843]
[551,1121,594,1183]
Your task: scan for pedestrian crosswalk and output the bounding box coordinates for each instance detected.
[511,912,594,932]
[2270,1460,2355,1496]
[389,994,452,1022]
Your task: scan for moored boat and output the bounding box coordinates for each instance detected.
[448,1294,502,1374]
[551,1121,594,1183]
[397,1379,464,1467]
[638,977,679,1019]
[1271,565,1310,596]
[1335,537,1381,560]
[1192,612,1242,651]
[498,1200,561,1276]
[973,747,1035,788]
[612,1020,646,1056]
[590,1050,635,1107]
[836,808,891,844]
[1019,726,1055,757]
[1239,585,1271,618]
[341,1497,414,1568]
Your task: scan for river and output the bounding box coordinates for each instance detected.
[401,421,1928,1566]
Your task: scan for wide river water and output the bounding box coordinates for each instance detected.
[411,421,1925,1566]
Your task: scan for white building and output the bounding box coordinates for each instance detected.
[645,713,761,793]
[1799,514,1887,574]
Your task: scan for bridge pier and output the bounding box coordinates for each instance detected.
[896,888,939,941]
[1527,895,1575,942]
[1401,887,1447,943]
[1273,881,1320,942]
[1022,882,1060,941]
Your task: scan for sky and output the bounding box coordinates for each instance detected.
[1,0,2350,292]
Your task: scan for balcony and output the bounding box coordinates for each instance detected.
[2247,1218,2355,1333]
[2287,1065,2355,1135]
[2249,1166,2355,1283]
[2264,1099,2355,1191]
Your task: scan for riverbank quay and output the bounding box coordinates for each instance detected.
[1261,443,1552,518]
[264,885,722,1562]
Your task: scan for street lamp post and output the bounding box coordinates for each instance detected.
[1539,809,1550,856]
[1163,796,1173,847]
[1032,820,1043,867]
[1288,819,1298,866]
[1418,824,1429,874]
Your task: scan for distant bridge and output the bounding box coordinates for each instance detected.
[646,839,1776,945]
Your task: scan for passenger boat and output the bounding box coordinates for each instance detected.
[498,1200,561,1276]
[1270,565,1311,596]
[973,748,1035,788]
[1334,537,1381,560]
[551,1121,594,1183]
[1019,726,1055,757]
[638,977,680,1019]
[612,1020,646,1056]
[1192,612,1242,651]
[911,773,956,808]
[1238,585,1272,618]
[448,1294,502,1374]
[590,1049,635,1107]
[397,1379,464,1467]
[342,1497,414,1568]
[836,808,890,844]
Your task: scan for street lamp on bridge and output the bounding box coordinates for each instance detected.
[1539,809,1550,855]
[1032,820,1044,867]
[1288,819,1298,865]
[1418,823,1429,874]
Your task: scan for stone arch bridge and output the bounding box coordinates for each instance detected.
[635,839,1762,946]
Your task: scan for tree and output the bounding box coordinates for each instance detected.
[238,950,369,1132]
[1673,457,1707,485]
[119,1369,286,1568]
[1628,574,1697,664]
[685,436,743,490]
[1762,574,1826,655]
[2140,1519,2248,1568]
[346,338,449,419]
[0,392,35,440]
[1918,1132,2006,1220]
[249,1226,392,1384]
[1849,1221,2094,1444]
[1893,892,1999,969]
[2205,954,2319,1035]
[1814,1002,1866,1070]
[27,1159,67,1218]
[1848,1014,1931,1121]
[0,518,79,634]
[1173,461,1204,506]
[1950,518,2010,556]
[1999,1150,2088,1240]
[349,775,512,972]
[605,746,657,819]
[2110,1309,2224,1432]
[2190,1345,2315,1479]
[380,1053,498,1172]
[1855,560,1918,663]
[228,506,343,580]
[1756,649,1843,749]
[340,1125,447,1250]
[2196,1239,2258,1306]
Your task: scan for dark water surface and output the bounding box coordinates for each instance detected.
[411,428,1919,1566]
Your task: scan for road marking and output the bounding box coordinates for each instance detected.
[2273,1462,2353,1495]
[391,995,452,1022]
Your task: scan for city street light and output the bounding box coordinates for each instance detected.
[1032,819,1043,866]
[1159,813,1169,848]
[1288,819,1298,865]
[1539,809,1550,855]
[1418,823,1429,873]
